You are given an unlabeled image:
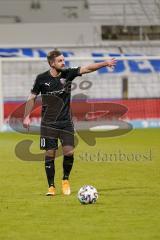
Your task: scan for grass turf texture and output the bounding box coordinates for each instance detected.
[0,129,160,240]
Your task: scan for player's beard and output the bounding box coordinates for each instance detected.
[54,66,64,73]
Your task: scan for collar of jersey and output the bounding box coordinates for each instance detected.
[49,70,61,78]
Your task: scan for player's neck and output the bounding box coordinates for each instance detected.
[50,68,61,77]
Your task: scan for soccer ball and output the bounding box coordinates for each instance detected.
[77,185,98,204]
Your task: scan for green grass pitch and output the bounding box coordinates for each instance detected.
[0,128,160,240]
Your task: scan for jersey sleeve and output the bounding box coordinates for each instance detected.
[68,67,82,80]
[31,75,41,95]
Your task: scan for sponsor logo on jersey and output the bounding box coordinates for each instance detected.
[60,78,66,85]
[45,82,51,86]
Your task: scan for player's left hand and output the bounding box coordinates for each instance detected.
[107,58,117,68]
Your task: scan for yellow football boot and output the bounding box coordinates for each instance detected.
[46,186,56,196]
[62,180,71,195]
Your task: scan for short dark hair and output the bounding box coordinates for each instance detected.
[47,49,62,66]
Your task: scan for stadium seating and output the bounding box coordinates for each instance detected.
[88,0,160,25]
[0,0,160,25]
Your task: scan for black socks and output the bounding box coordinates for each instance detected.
[63,155,74,180]
[45,155,74,186]
[45,156,55,187]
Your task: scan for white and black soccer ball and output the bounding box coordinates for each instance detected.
[77,185,98,204]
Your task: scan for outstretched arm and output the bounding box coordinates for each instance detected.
[79,58,117,75]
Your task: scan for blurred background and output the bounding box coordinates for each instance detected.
[0,0,160,131]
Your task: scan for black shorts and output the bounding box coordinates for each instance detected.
[40,121,74,150]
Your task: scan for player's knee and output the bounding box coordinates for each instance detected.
[64,150,74,157]
[45,149,56,158]
[63,146,74,156]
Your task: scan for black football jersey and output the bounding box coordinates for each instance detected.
[31,67,82,123]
